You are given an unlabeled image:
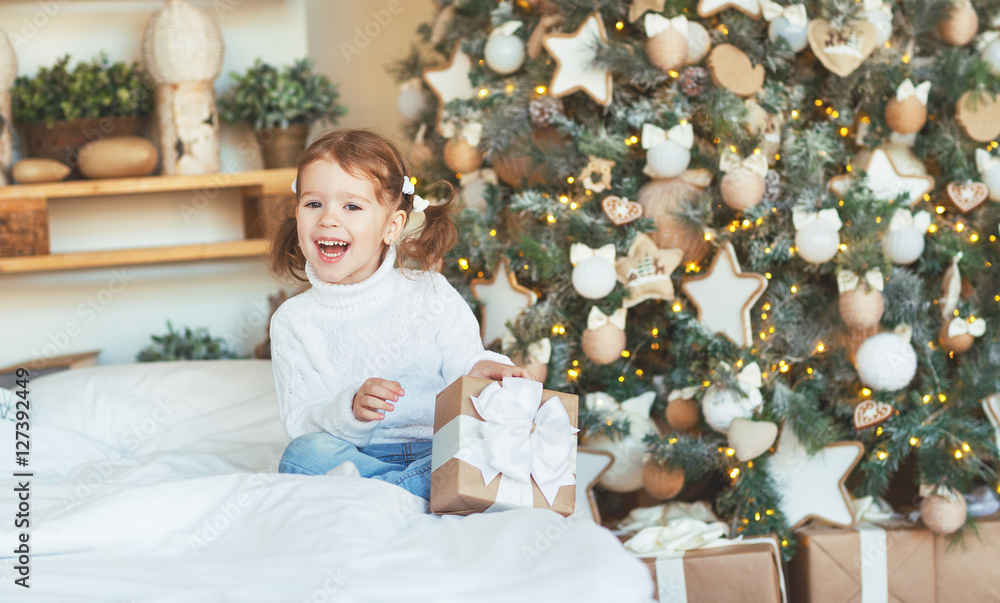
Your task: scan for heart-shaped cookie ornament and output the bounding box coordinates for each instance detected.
[707,44,765,98]
[602,195,644,225]
[807,19,878,77]
[946,181,989,213]
[956,91,1000,143]
[727,418,778,462]
[853,400,894,430]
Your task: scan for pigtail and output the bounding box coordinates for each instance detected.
[397,180,461,272]
[268,215,307,283]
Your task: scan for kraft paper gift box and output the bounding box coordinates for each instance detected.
[630,537,786,603]
[430,376,578,516]
[935,514,1000,601]
[791,522,935,603]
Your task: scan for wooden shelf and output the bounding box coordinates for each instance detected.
[0,239,269,274]
[0,168,297,200]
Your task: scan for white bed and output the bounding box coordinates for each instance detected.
[0,360,653,602]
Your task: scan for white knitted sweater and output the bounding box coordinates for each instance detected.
[270,246,511,447]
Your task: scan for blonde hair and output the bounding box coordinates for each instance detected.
[269,128,461,282]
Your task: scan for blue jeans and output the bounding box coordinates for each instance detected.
[278,432,432,500]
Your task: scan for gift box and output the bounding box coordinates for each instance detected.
[430,376,578,516]
[631,537,785,603]
[936,514,1000,601]
[791,522,935,603]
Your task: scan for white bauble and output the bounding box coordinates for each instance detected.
[984,38,1000,76]
[396,84,427,121]
[982,165,1000,202]
[855,332,918,392]
[572,256,617,299]
[484,33,525,75]
[862,9,893,46]
[645,140,691,179]
[701,386,762,434]
[686,21,711,64]
[795,220,841,264]
[767,18,808,52]
[882,227,925,265]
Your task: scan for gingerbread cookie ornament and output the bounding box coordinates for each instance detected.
[707,44,765,97]
[807,19,878,77]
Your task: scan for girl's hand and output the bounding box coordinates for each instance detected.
[353,378,404,422]
[468,360,537,382]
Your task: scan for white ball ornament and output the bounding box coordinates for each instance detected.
[768,18,808,52]
[862,9,894,46]
[982,163,1000,202]
[484,21,525,75]
[572,256,617,299]
[686,21,711,64]
[645,139,691,179]
[702,386,762,434]
[396,79,427,121]
[882,227,925,265]
[855,332,918,392]
[983,38,1000,76]
[795,219,841,263]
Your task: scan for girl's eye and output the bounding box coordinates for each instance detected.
[345,203,361,211]
[304,200,321,209]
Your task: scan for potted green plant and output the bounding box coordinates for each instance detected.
[218,58,346,168]
[12,53,152,168]
[136,321,244,362]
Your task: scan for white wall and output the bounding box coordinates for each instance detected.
[0,0,431,369]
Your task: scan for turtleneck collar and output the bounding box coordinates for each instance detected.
[303,246,399,317]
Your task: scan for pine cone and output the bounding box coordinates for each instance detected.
[679,66,709,97]
[529,96,564,127]
[763,169,783,204]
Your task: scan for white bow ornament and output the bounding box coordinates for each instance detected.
[887,208,932,233]
[837,269,884,294]
[716,361,764,409]
[792,206,843,232]
[501,333,553,364]
[895,79,931,105]
[760,1,808,27]
[668,386,701,402]
[642,122,694,150]
[441,120,483,146]
[585,390,658,435]
[490,20,523,39]
[453,377,578,506]
[570,242,616,265]
[644,13,689,38]
[947,316,987,338]
[719,152,768,178]
[587,306,627,331]
[862,0,890,13]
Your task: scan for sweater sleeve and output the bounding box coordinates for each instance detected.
[270,307,379,447]
[430,273,513,386]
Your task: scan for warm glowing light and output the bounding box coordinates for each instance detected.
[814,99,823,106]
[570,202,578,210]
[939,394,947,402]
[672,302,682,312]
[730,468,740,478]
[459,258,469,270]
[956,222,965,231]
[971,234,979,242]
[726,448,735,456]
[923,395,931,403]
[806,367,813,374]
[839,243,847,251]
[618,376,625,383]
[615,21,624,30]
[910,437,920,446]
[621,350,630,358]
[840,127,849,137]
[862,388,872,397]
[877,451,887,460]
[962,442,971,452]
[566,176,574,184]
[652,328,659,336]
[552,324,566,335]
[790,285,798,293]
[702,380,711,388]
[478,88,489,97]
[955,450,963,459]
[928,224,938,233]
[546,214,556,223]
[489,229,497,236]
[568,369,579,379]
[765,272,772,279]
[630,136,638,144]
[668,70,679,78]
[536,86,547,95]
[816,342,825,352]
[935,206,945,214]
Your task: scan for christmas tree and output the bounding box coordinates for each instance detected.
[391,0,1000,555]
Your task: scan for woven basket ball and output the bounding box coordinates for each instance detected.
[938,323,975,354]
[920,491,967,535]
[443,138,483,174]
[646,29,688,74]
[637,178,711,264]
[642,462,686,500]
[937,1,978,47]
[581,324,626,365]
[839,287,885,330]
[720,167,765,210]
[884,96,927,135]
[665,396,701,431]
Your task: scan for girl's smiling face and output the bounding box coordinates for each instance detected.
[296,159,406,285]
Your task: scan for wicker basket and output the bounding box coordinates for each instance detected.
[20,116,146,168]
[256,124,309,169]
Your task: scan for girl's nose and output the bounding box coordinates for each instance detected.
[318,208,339,227]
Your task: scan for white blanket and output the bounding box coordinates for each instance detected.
[0,360,653,602]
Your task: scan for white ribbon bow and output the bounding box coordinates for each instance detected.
[585,390,658,436]
[441,120,483,146]
[760,1,808,27]
[667,386,700,402]
[570,242,616,265]
[948,316,987,338]
[290,178,297,194]
[729,361,763,392]
[455,377,578,506]
[412,195,429,213]
[490,20,522,39]
[837,269,884,294]
[896,79,931,104]
[624,519,730,557]
[461,167,499,188]
[852,495,898,522]
[862,0,892,15]
[642,122,694,150]
[644,13,688,38]
[587,306,627,331]
[719,152,768,178]
[402,177,415,195]
[976,148,1000,176]
[887,208,932,233]
[791,206,843,231]
[501,333,553,364]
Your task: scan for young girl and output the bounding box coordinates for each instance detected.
[268,128,533,500]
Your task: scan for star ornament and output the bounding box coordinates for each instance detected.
[681,243,767,348]
[615,233,683,309]
[830,149,935,207]
[422,44,477,132]
[543,12,613,107]
[572,448,615,523]
[698,0,762,19]
[628,0,667,22]
[469,256,538,347]
[768,426,864,529]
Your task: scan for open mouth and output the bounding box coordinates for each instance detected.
[316,239,349,260]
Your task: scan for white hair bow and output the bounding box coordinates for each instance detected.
[291,178,297,194]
